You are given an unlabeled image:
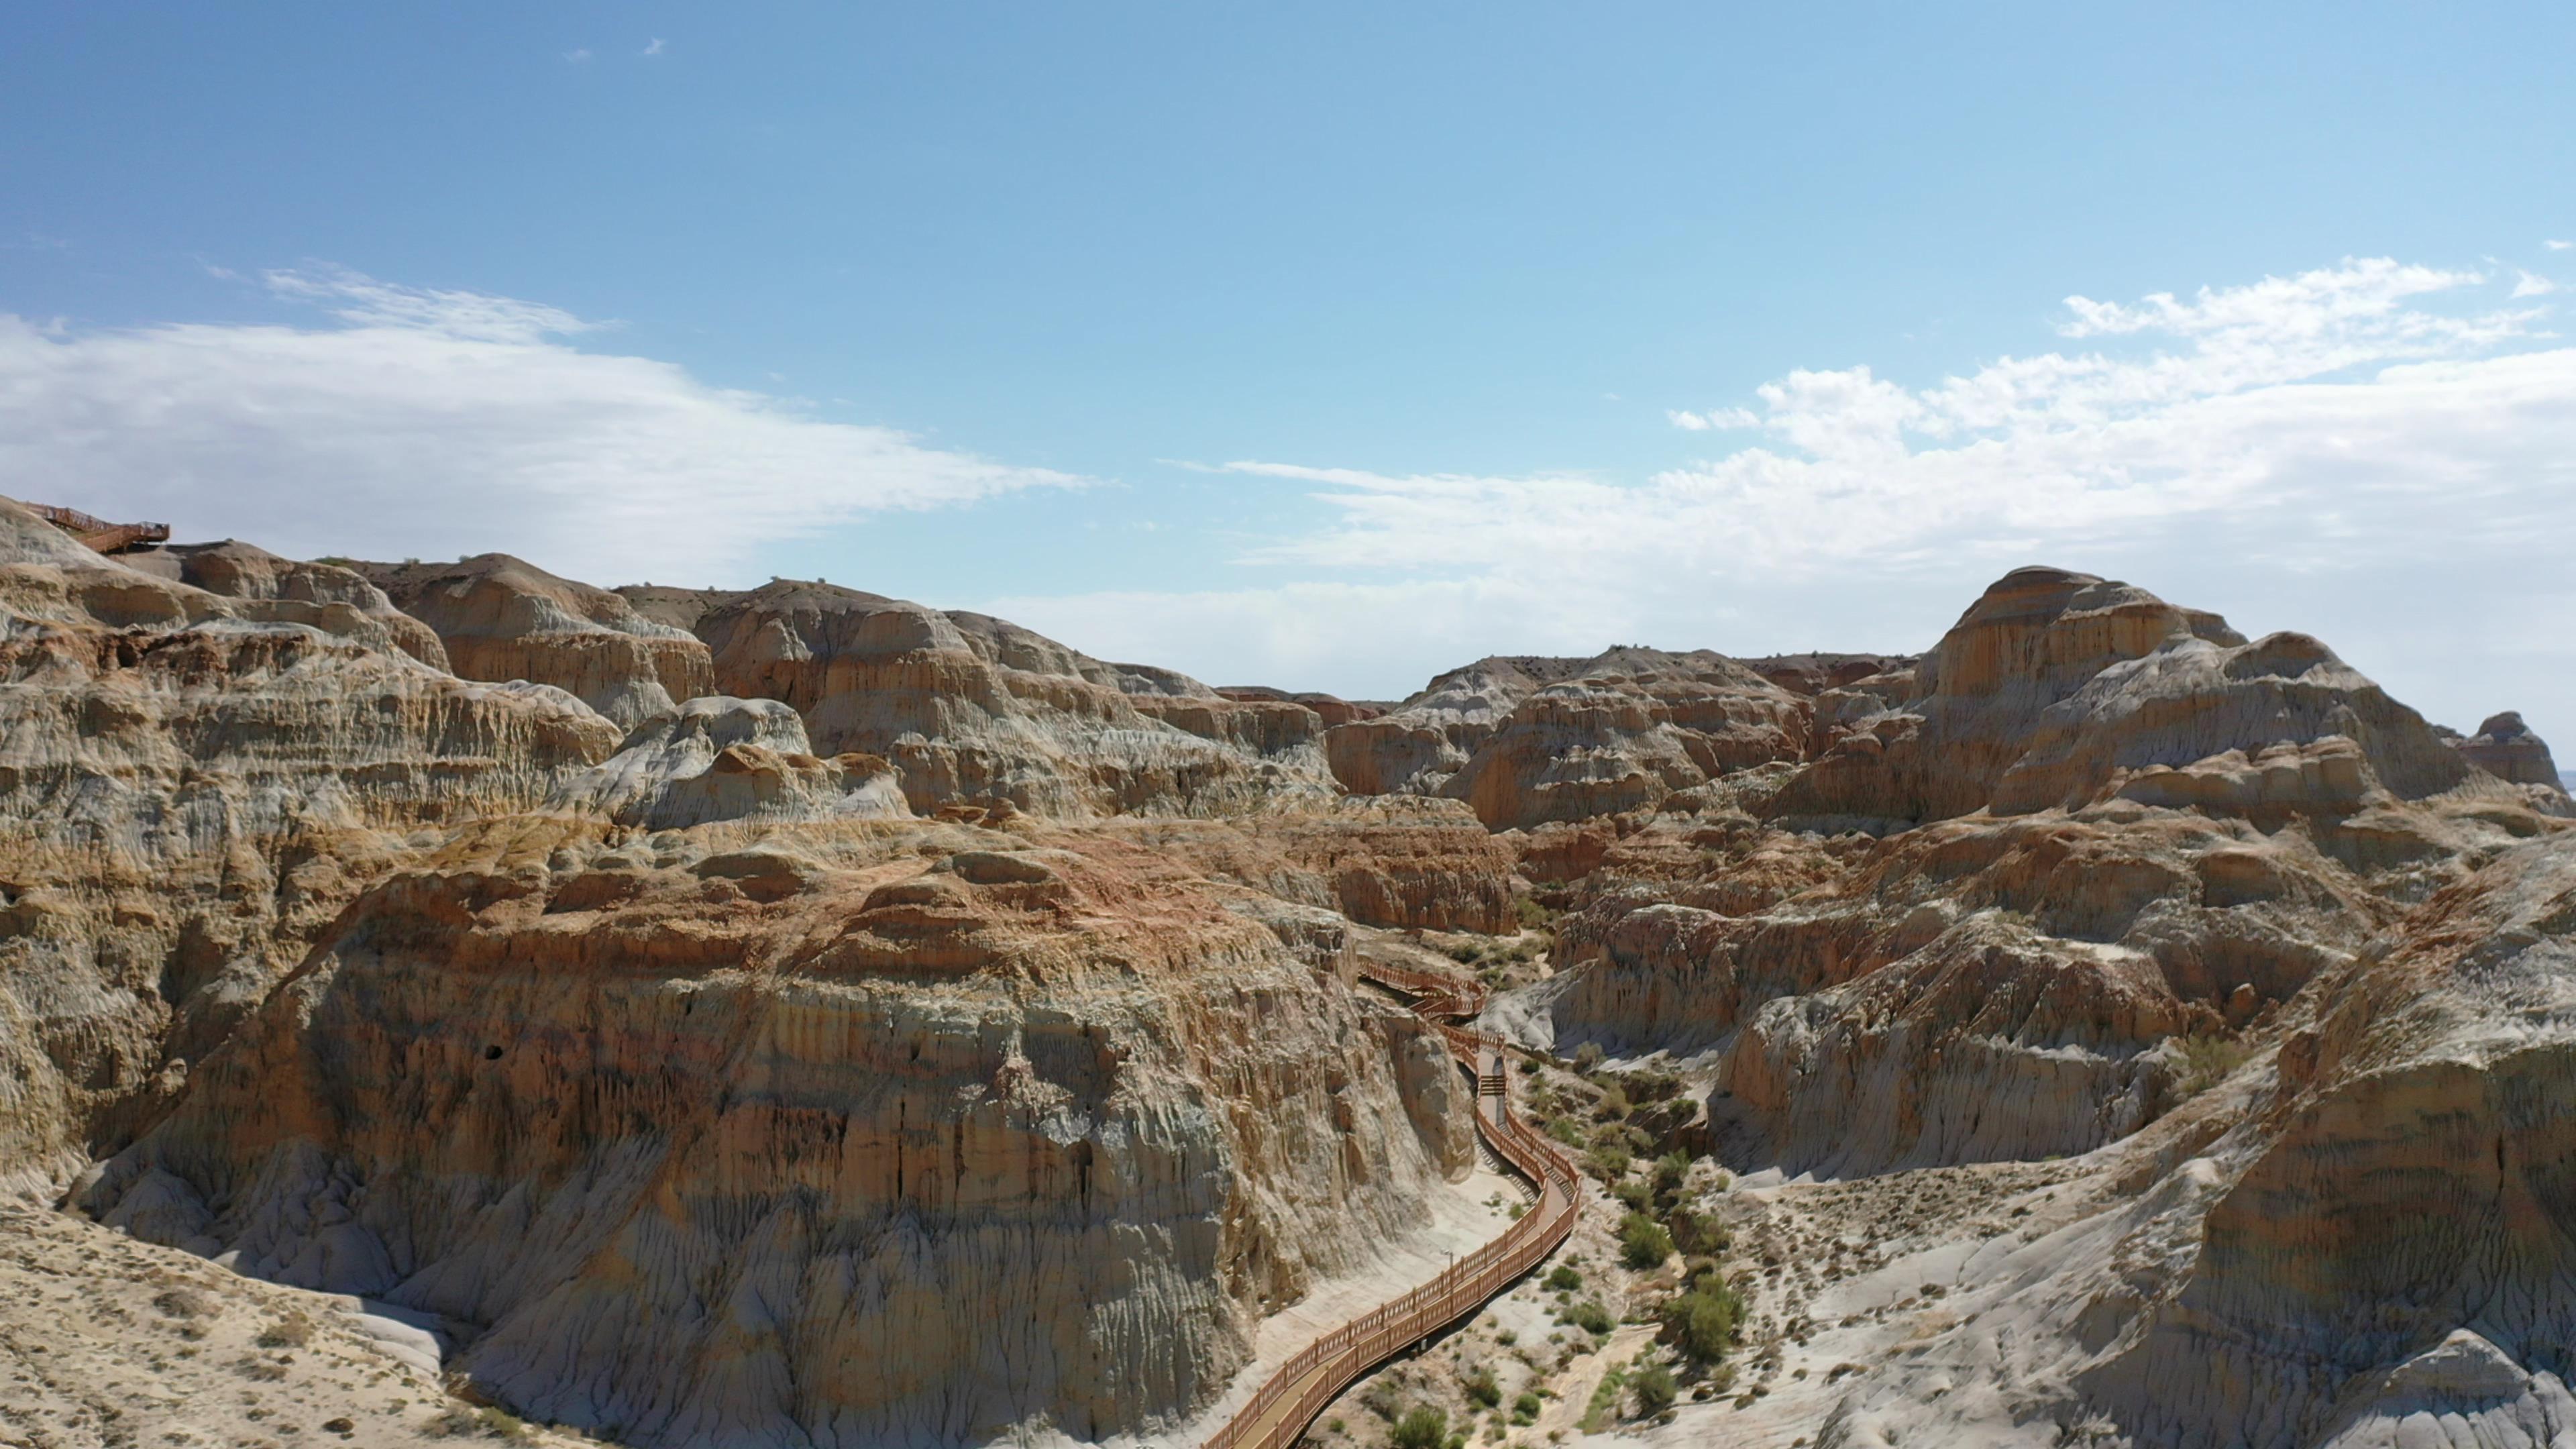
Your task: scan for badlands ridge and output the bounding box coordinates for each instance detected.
[4,493,2574,1449]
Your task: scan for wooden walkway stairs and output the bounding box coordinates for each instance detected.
[1200,958,1582,1449]
[28,502,170,555]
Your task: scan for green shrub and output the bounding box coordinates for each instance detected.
[1631,1362,1677,1415]
[2174,1033,2253,1097]
[1669,1210,1727,1255]
[1391,1407,1449,1449]
[1620,1212,1674,1270]
[1572,1042,1605,1073]
[1544,1265,1582,1293]
[1651,1152,1690,1193]
[1593,1085,1629,1121]
[1662,1283,1745,1363]
[1511,1391,1542,1424]
[1565,1299,1615,1336]
[1583,1144,1631,1182]
[1613,1179,1653,1212]
[1461,1366,1500,1408]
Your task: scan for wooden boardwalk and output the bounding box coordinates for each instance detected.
[29,502,169,554]
[1201,959,1582,1449]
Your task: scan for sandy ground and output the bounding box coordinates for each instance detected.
[0,1203,591,1449]
[1585,1156,2108,1449]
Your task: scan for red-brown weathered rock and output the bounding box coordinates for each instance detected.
[123,539,449,669]
[81,820,1471,1446]
[682,580,1336,817]
[2447,709,2563,788]
[1526,569,2559,1176]
[1102,796,1520,933]
[1739,651,1917,697]
[1762,567,2479,829]
[1218,686,1385,727]
[546,695,910,828]
[2067,833,2576,1445]
[0,497,623,1193]
[1326,647,1810,828]
[361,554,717,728]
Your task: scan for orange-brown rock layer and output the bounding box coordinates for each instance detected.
[81,822,1472,1446]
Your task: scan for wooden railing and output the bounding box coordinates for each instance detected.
[28,502,170,554]
[1200,960,1581,1449]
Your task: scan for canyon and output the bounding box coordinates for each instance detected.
[7,494,2575,1449]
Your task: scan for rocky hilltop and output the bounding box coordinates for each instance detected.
[7,496,2575,1449]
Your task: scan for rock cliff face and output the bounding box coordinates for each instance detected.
[2449,709,2564,787]
[1765,568,2217,822]
[1100,796,1521,934]
[673,580,1337,818]
[2079,837,2576,1447]
[361,555,717,729]
[17,504,2576,1449]
[1538,570,2564,1179]
[0,498,623,1194]
[546,695,911,829]
[1787,835,2576,1449]
[123,539,451,669]
[1326,647,1810,828]
[80,821,1468,1446]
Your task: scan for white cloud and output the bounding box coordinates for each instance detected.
[643,38,665,56]
[2514,270,2561,299]
[565,48,592,64]
[0,269,1079,584]
[2548,239,2573,252]
[1000,258,2576,739]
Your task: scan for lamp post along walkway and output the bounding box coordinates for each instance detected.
[1199,959,1582,1449]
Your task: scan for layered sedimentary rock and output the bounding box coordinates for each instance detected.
[81,821,1469,1446]
[0,497,623,1191]
[362,555,716,728]
[547,695,910,829]
[1326,647,1810,828]
[1216,686,1386,727]
[123,539,450,669]
[1538,568,2563,1177]
[1767,567,2249,826]
[2448,708,2563,787]
[1738,651,1915,698]
[1102,796,1521,934]
[680,580,1337,817]
[1794,834,2576,1448]
[21,505,2576,1449]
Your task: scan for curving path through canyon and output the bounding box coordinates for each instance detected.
[1201,960,1584,1449]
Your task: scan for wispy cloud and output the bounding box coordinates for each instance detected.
[0,268,1081,584]
[2514,270,2563,299]
[564,48,592,64]
[2548,239,2573,252]
[1239,261,2561,582]
[642,38,665,56]
[994,257,2576,736]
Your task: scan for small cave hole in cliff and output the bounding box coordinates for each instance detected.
[483,1044,503,1061]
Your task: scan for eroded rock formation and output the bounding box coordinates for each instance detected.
[80,822,1468,1445]
[2448,708,2564,788]
[12,502,2576,1449]
[360,555,717,729]
[0,498,622,1195]
[1326,647,1810,827]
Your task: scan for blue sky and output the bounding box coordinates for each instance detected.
[5,3,2575,739]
